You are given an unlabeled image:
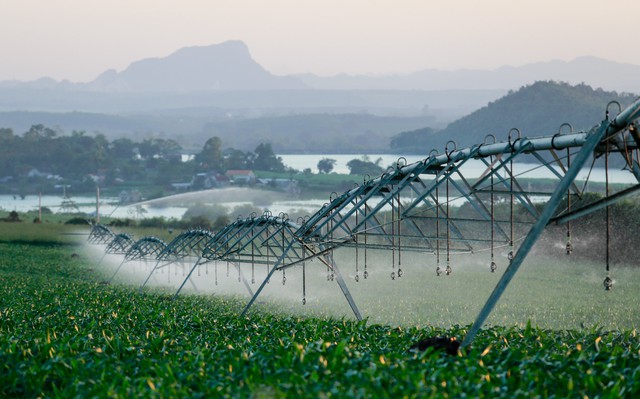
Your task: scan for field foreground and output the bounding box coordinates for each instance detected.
[0,241,639,398]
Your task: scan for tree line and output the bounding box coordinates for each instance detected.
[0,125,286,194]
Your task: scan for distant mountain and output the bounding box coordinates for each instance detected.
[1,41,639,125]
[0,41,307,92]
[84,40,307,92]
[0,85,504,125]
[391,81,638,153]
[4,43,640,95]
[297,56,640,94]
[0,40,502,116]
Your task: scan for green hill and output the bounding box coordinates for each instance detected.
[391,81,638,153]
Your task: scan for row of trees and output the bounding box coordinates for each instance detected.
[0,125,186,181]
[317,155,386,176]
[196,137,285,172]
[0,123,400,199]
[0,125,286,192]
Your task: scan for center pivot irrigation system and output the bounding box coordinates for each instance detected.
[89,98,640,346]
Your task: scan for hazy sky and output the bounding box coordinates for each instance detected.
[2,0,640,82]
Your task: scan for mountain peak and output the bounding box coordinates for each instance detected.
[87,40,306,92]
[297,56,640,93]
[169,40,251,61]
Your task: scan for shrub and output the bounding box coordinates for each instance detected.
[109,218,134,227]
[3,211,21,222]
[64,217,90,225]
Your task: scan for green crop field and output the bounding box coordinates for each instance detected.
[0,224,639,397]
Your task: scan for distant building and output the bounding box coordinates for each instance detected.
[213,173,230,187]
[87,174,105,184]
[174,172,231,192]
[226,170,256,185]
[191,173,214,190]
[27,168,48,178]
[27,168,62,181]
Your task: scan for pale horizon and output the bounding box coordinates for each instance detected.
[3,0,640,83]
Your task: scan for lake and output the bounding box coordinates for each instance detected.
[280,153,637,183]
[279,154,426,175]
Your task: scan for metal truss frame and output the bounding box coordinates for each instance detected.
[88,98,640,347]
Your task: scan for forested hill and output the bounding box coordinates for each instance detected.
[391,81,638,153]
